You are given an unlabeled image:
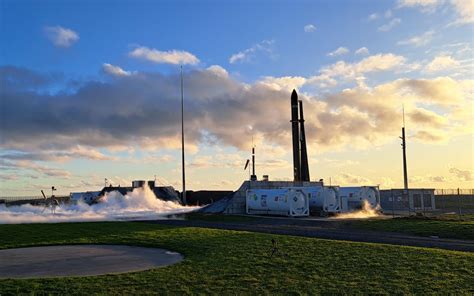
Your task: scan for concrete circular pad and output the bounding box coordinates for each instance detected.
[0,245,183,279]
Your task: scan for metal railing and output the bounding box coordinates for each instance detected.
[434,188,474,195]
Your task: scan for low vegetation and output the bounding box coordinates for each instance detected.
[351,214,474,240]
[0,222,473,294]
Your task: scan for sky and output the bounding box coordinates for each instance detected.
[0,0,473,195]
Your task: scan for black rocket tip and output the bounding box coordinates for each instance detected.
[291,89,298,101]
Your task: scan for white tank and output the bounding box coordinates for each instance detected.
[283,186,340,214]
[308,186,340,213]
[246,189,309,217]
[338,186,379,210]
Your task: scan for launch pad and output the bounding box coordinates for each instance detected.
[0,245,183,278]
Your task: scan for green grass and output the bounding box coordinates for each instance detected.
[0,222,473,295]
[184,212,259,222]
[351,214,474,240]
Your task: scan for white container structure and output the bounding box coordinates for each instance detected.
[246,189,309,217]
[70,191,101,205]
[283,186,341,214]
[338,186,380,211]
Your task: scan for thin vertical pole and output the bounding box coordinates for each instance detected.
[181,66,186,205]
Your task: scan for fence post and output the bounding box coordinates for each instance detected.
[457,188,462,219]
[391,190,395,218]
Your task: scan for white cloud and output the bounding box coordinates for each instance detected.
[2,66,472,158]
[397,30,434,47]
[385,10,393,18]
[449,0,474,25]
[229,40,274,64]
[368,13,379,21]
[397,0,442,8]
[44,26,79,48]
[309,53,406,85]
[424,55,460,72]
[129,46,199,65]
[304,24,317,32]
[206,65,229,78]
[327,47,349,57]
[449,167,473,181]
[102,63,133,77]
[377,18,401,31]
[355,47,370,55]
[257,76,307,91]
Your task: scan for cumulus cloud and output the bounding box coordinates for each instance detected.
[304,24,316,32]
[335,173,372,185]
[308,53,406,87]
[44,26,79,48]
[397,0,442,12]
[377,18,401,31]
[129,46,199,65]
[1,66,471,161]
[449,168,473,181]
[424,55,461,72]
[206,65,229,78]
[449,0,474,25]
[398,30,434,47]
[1,159,71,178]
[355,47,370,55]
[257,76,307,91]
[229,40,274,64]
[367,13,379,21]
[102,63,133,77]
[327,47,349,57]
[408,108,447,128]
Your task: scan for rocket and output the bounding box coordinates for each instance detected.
[291,89,310,182]
[291,90,301,181]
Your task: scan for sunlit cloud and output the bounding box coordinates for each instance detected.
[327,47,349,57]
[229,40,275,64]
[44,26,79,48]
[129,46,200,65]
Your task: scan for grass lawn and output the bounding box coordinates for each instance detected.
[351,214,474,240]
[0,222,473,295]
[184,212,259,222]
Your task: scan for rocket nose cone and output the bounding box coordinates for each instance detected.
[291,89,298,102]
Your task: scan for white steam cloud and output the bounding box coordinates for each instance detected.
[332,200,382,219]
[0,186,199,224]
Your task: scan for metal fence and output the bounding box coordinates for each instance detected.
[0,196,44,202]
[434,188,474,195]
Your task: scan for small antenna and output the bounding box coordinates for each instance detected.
[402,104,405,128]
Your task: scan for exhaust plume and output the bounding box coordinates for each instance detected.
[0,185,199,224]
[332,200,381,219]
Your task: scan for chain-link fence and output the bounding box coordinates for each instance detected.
[435,188,474,195]
[380,189,474,216]
[435,189,474,215]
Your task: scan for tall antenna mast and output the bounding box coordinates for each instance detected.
[250,135,257,181]
[181,66,186,205]
[400,106,408,190]
[402,104,406,128]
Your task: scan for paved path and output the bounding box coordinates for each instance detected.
[149,219,474,252]
[0,245,183,279]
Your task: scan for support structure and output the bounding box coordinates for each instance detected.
[251,147,257,181]
[180,66,186,205]
[299,100,310,182]
[401,127,408,190]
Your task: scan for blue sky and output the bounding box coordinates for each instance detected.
[0,0,473,194]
